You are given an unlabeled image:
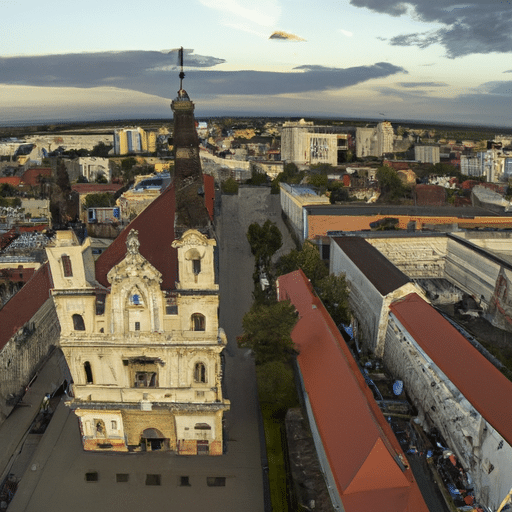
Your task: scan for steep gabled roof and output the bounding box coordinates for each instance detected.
[0,263,52,351]
[332,236,410,296]
[277,270,428,512]
[390,293,512,447]
[95,183,177,290]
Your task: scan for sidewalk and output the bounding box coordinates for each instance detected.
[0,350,67,484]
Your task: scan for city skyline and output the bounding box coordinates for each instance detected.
[1,0,512,127]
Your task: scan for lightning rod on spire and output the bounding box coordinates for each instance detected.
[179,47,185,90]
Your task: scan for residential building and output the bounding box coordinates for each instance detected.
[281,119,348,166]
[113,128,156,155]
[355,121,394,158]
[65,157,111,182]
[414,145,440,164]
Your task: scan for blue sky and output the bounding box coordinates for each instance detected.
[1,0,512,127]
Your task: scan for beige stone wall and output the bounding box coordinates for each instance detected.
[384,313,512,511]
[367,236,448,278]
[0,298,61,423]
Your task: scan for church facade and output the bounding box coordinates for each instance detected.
[43,62,229,455]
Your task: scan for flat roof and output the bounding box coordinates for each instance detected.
[306,204,506,217]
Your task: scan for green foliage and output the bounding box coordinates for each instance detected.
[307,173,328,188]
[276,240,328,287]
[238,300,298,365]
[247,220,282,271]
[247,168,268,186]
[256,361,298,409]
[429,162,458,176]
[0,183,17,197]
[274,162,306,186]
[221,177,239,194]
[376,165,408,201]
[330,186,349,203]
[95,174,108,183]
[316,273,351,326]
[77,175,88,183]
[121,157,137,171]
[84,193,116,209]
[91,141,113,157]
[56,161,71,193]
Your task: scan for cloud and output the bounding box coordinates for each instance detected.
[199,0,280,29]
[338,29,353,37]
[504,70,512,73]
[0,52,407,97]
[398,82,448,88]
[269,31,306,41]
[349,0,512,57]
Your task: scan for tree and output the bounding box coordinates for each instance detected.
[84,193,116,209]
[238,300,298,365]
[247,220,282,272]
[276,240,328,287]
[376,165,407,201]
[247,168,268,186]
[221,177,239,194]
[316,273,351,326]
[307,173,328,188]
[91,141,113,157]
[256,360,297,409]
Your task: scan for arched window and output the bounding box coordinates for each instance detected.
[84,361,93,384]
[73,314,85,331]
[61,254,73,277]
[191,313,205,331]
[194,362,207,383]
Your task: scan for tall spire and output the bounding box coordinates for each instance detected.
[171,47,210,235]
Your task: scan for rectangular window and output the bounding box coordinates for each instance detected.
[135,321,140,331]
[206,477,226,487]
[134,372,157,388]
[85,472,98,482]
[180,476,190,487]
[192,259,201,274]
[62,255,73,277]
[146,474,161,486]
[95,294,106,315]
[116,474,129,483]
[111,420,117,430]
[166,296,178,315]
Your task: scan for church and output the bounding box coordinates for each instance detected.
[4,66,229,455]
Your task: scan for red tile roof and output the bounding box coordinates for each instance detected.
[21,168,51,187]
[203,174,215,221]
[72,183,123,194]
[0,177,22,187]
[277,270,428,512]
[390,293,512,447]
[95,183,177,290]
[0,263,52,351]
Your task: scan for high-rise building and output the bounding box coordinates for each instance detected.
[113,127,156,155]
[281,119,348,166]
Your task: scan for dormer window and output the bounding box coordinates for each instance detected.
[132,294,140,305]
[62,255,73,277]
[192,259,201,275]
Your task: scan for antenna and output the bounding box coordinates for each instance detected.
[179,47,185,90]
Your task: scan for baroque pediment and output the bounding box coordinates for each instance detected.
[172,229,210,249]
[107,229,162,286]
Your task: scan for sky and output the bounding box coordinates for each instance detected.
[1,0,512,127]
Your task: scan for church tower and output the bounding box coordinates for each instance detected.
[50,50,229,455]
